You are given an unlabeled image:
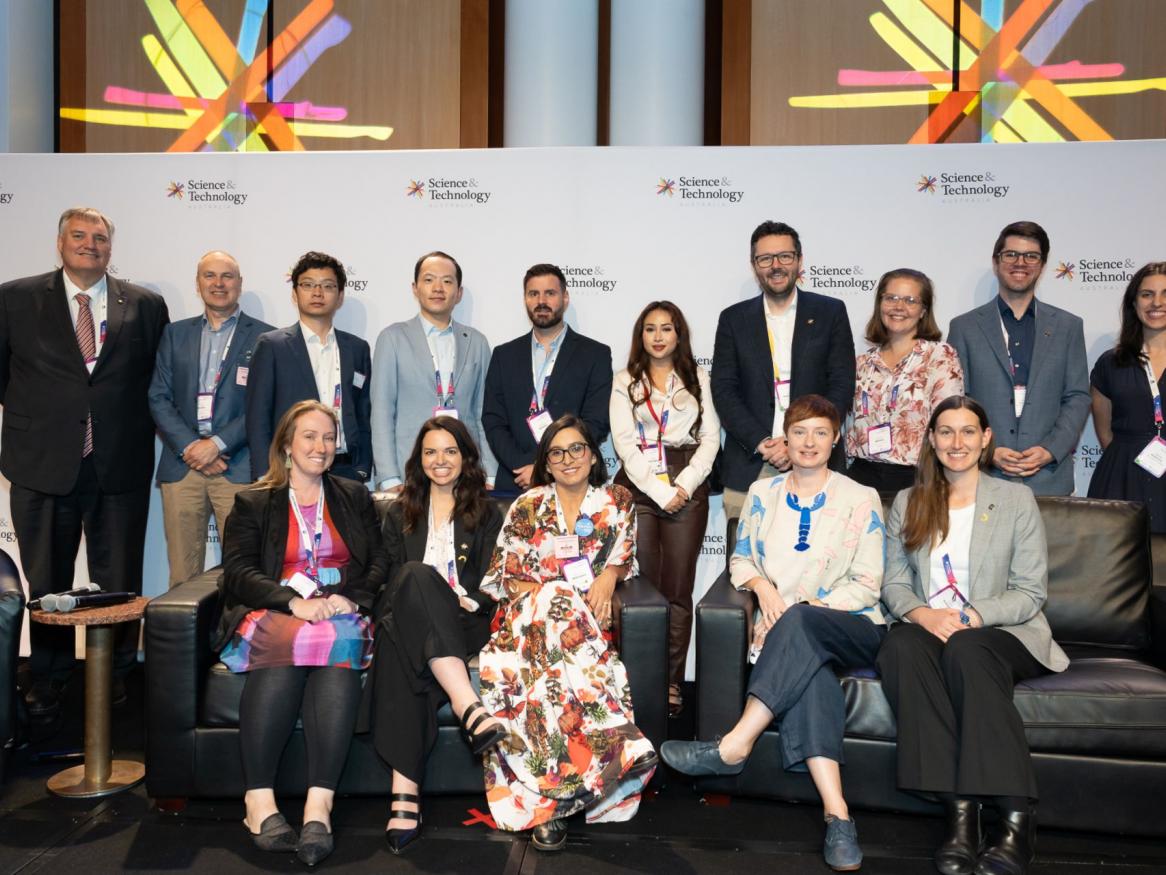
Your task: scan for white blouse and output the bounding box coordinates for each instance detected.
[609,365,721,509]
[422,503,467,598]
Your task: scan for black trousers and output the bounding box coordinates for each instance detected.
[372,561,491,783]
[239,664,363,791]
[876,623,1047,799]
[10,457,149,679]
[847,458,917,496]
[747,605,886,770]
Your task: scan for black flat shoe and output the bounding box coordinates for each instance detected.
[974,809,1036,875]
[296,820,333,867]
[385,793,423,855]
[936,799,982,875]
[624,750,659,781]
[461,700,506,756]
[531,818,567,852]
[246,812,298,853]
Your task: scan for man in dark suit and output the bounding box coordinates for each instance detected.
[482,263,613,495]
[0,207,169,716]
[712,220,856,521]
[947,221,1089,495]
[245,251,371,483]
[149,251,274,587]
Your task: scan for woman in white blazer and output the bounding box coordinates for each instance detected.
[879,395,1067,875]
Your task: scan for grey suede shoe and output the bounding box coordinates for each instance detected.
[659,739,745,777]
[824,815,863,871]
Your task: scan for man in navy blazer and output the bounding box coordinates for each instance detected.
[947,221,1089,495]
[712,221,856,521]
[149,251,274,587]
[483,263,613,495]
[245,251,372,483]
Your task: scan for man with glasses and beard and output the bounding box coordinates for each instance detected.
[712,220,856,523]
[947,221,1089,495]
[482,263,613,495]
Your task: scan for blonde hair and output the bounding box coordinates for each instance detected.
[253,400,339,490]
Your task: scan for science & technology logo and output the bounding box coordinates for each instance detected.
[917,170,1009,202]
[1056,256,1135,288]
[0,182,16,205]
[802,263,875,293]
[561,264,617,294]
[656,174,744,203]
[406,176,491,205]
[344,264,369,293]
[167,177,249,206]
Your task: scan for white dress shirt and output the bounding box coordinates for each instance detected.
[765,290,797,437]
[62,271,108,374]
[299,321,347,452]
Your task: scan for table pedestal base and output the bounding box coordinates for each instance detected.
[47,760,145,798]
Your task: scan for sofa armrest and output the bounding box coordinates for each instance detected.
[1151,585,1166,671]
[615,575,669,767]
[0,549,24,760]
[696,570,753,741]
[144,569,222,797]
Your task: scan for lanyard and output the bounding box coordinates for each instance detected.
[428,328,456,407]
[288,487,326,583]
[639,374,673,456]
[530,332,564,412]
[1141,349,1164,434]
[766,312,791,410]
[202,322,238,393]
[936,554,970,606]
[862,384,899,417]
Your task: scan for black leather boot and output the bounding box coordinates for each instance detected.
[935,799,981,875]
[974,808,1035,875]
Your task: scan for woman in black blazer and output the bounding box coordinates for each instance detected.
[216,400,388,866]
[367,417,505,854]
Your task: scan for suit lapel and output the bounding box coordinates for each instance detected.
[546,327,577,397]
[265,486,291,575]
[968,476,1002,598]
[748,296,773,383]
[1027,302,1053,393]
[976,303,1014,382]
[453,516,471,579]
[92,276,125,375]
[288,325,319,398]
[405,501,428,561]
[406,317,434,389]
[43,271,89,377]
[214,315,246,399]
[789,291,816,391]
[452,322,470,395]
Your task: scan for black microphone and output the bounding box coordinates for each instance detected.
[30,582,100,611]
[55,591,135,613]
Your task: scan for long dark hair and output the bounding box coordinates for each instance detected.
[1114,262,1166,367]
[400,417,489,533]
[625,300,703,440]
[531,414,608,488]
[901,396,996,553]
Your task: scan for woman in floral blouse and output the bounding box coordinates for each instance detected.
[846,268,964,494]
[478,414,657,852]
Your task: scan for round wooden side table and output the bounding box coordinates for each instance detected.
[29,596,149,798]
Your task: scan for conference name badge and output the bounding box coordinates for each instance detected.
[236,365,249,386]
[639,442,670,482]
[554,535,580,559]
[1135,436,1166,478]
[1013,384,1027,418]
[433,406,459,420]
[867,423,892,456]
[562,556,595,592]
[196,392,214,424]
[527,409,553,442]
[775,379,791,410]
[353,371,367,389]
[285,571,318,600]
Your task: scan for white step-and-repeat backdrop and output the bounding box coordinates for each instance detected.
[1,140,1163,674]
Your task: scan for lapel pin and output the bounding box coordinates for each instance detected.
[457,553,468,564]
[807,318,815,325]
[980,513,989,522]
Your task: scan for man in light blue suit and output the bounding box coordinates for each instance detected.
[149,251,273,586]
[371,251,496,493]
[947,221,1090,495]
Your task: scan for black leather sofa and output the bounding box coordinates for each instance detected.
[695,496,1166,837]
[0,549,23,783]
[143,503,669,805]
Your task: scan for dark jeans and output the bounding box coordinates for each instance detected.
[747,605,886,770]
[876,623,1047,799]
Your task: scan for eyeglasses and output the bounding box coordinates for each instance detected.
[547,442,589,464]
[297,280,339,292]
[753,251,798,268]
[998,250,1043,265]
[881,294,922,307]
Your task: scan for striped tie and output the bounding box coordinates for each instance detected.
[75,293,95,457]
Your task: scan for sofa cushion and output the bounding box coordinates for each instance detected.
[836,656,1166,758]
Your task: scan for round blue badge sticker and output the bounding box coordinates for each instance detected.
[574,516,595,538]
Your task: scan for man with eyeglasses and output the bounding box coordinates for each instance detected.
[370,251,496,495]
[149,251,273,587]
[482,263,613,495]
[947,220,1089,495]
[245,251,372,482]
[712,220,856,523]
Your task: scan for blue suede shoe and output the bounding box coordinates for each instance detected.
[659,739,745,777]
[824,815,863,872]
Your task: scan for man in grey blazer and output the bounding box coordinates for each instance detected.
[947,221,1089,495]
[371,251,496,493]
[149,251,273,587]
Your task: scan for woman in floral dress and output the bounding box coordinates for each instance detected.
[478,414,657,851]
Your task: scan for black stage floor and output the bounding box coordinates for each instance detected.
[2,667,1164,874]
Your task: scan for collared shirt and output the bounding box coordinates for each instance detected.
[530,324,569,407]
[765,290,797,437]
[422,314,457,406]
[299,321,347,452]
[997,295,1036,386]
[62,271,109,372]
[423,502,467,598]
[196,309,239,446]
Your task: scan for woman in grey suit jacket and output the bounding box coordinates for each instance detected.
[879,396,1067,875]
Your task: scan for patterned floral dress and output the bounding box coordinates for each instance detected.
[478,483,656,830]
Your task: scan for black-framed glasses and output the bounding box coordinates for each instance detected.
[547,442,589,464]
[753,251,798,268]
[998,250,1042,265]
